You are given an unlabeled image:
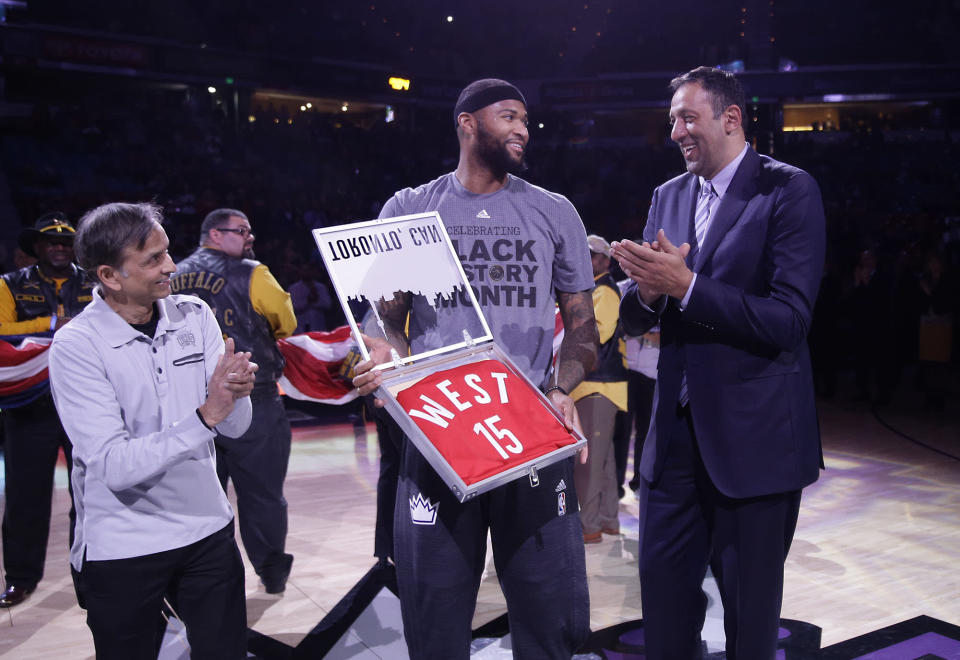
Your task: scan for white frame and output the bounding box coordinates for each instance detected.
[312,211,492,369]
[313,212,586,501]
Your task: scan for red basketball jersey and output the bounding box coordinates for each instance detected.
[396,359,578,485]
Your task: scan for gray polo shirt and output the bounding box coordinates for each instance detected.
[49,291,251,570]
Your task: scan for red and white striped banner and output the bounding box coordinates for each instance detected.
[0,335,54,407]
[3,315,563,409]
[276,326,359,405]
[1,329,360,408]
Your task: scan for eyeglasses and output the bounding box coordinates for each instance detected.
[215,227,254,238]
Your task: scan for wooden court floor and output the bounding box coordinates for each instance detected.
[1,395,958,658]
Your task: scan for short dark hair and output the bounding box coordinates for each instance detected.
[200,208,248,244]
[75,202,162,282]
[670,66,746,121]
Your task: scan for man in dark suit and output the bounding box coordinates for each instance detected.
[611,66,825,659]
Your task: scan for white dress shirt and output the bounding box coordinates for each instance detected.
[49,290,251,570]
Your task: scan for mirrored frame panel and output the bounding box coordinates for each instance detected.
[313,211,493,370]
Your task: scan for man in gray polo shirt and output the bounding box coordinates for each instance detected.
[48,202,255,660]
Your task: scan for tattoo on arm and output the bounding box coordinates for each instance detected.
[555,290,599,394]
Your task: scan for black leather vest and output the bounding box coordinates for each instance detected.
[172,248,284,389]
[2,264,94,323]
[587,273,628,383]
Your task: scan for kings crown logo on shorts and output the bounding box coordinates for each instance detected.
[410,493,439,525]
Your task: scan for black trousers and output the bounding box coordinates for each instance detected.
[393,443,590,660]
[78,521,247,660]
[371,405,404,561]
[2,396,75,590]
[638,408,801,660]
[216,390,292,578]
[613,371,656,490]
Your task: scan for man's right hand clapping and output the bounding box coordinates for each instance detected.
[199,337,258,427]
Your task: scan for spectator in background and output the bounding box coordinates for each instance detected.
[617,314,659,494]
[916,250,955,411]
[609,253,659,499]
[172,208,298,594]
[289,261,334,333]
[572,234,629,543]
[0,213,92,608]
[370,408,404,564]
[845,248,891,401]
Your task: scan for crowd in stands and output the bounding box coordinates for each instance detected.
[23,1,956,80]
[2,86,957,407]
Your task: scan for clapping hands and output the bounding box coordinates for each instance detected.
[611,230,693,304]
[199,338,258,427]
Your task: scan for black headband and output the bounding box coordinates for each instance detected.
[454,82,527,124]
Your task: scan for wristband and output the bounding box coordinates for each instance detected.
[196,408,213,430]
[544,384,567,397]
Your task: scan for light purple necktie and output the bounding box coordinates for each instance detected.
[691,180,716,264]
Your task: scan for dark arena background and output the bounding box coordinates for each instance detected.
[1,1,959,658]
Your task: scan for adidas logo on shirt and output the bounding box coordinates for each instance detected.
[476,209,491,219]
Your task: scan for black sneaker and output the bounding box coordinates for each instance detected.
[260,553,294,594]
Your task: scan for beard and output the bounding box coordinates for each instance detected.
[476,121,527,177]
[243,245,255,259]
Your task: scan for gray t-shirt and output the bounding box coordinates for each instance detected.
[380,172,592,386]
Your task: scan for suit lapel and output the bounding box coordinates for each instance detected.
[679,176,699,269]
[694,148,760,273]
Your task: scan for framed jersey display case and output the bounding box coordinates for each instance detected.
[313,212,586,502]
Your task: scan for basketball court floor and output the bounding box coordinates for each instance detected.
[1,392,958,658]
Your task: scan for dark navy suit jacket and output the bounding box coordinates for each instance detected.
[621,147,825,498]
